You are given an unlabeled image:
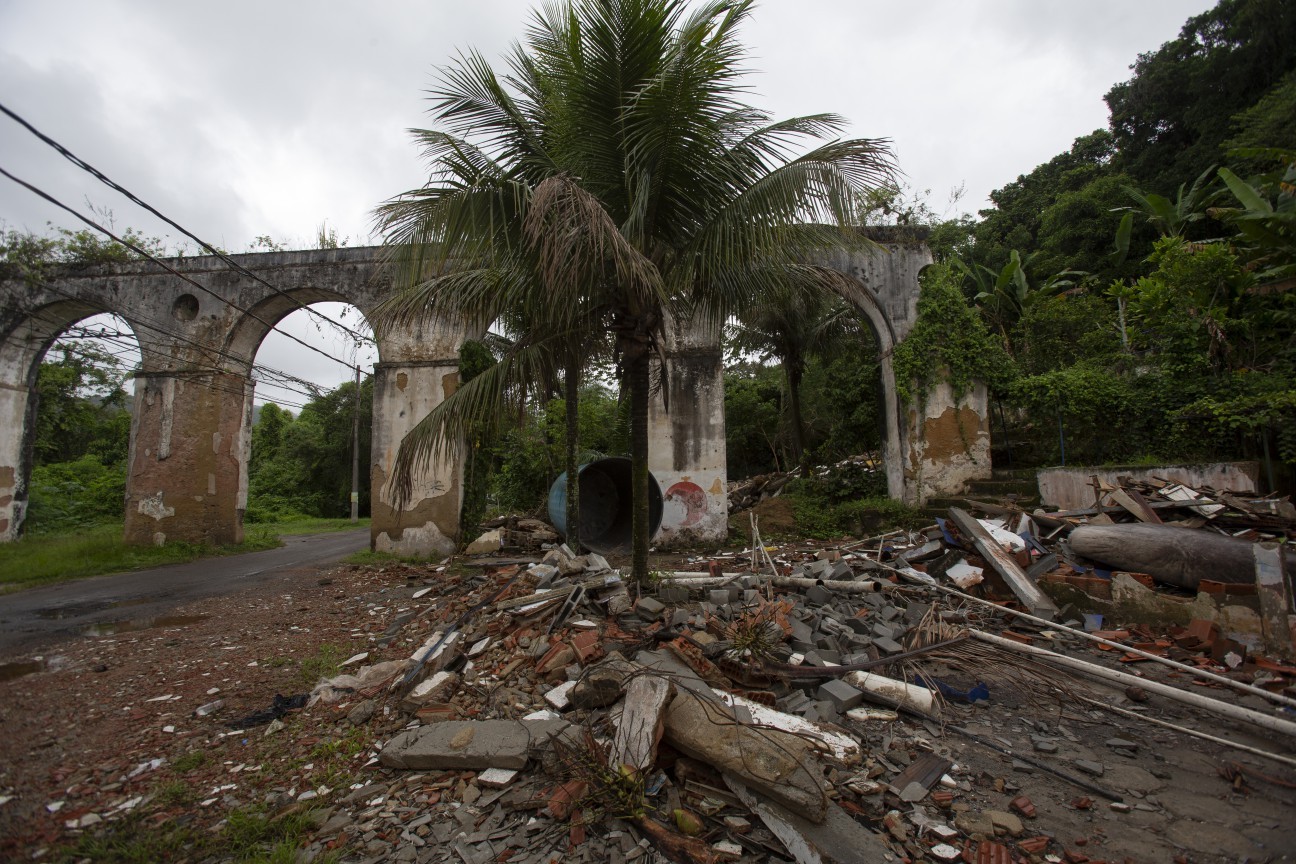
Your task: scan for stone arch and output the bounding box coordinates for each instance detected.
[0,299,143,539]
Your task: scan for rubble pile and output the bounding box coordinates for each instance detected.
[255,495,1293,862]
[726,454,881,513]
[6,476,1295,863]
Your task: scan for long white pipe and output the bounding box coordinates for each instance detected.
[883,561,1296,712]
[1075,695,1296,770]
[971,629,1296,742]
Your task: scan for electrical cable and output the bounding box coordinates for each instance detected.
[29,284,351,403]
[0,163,361,372]
[0,100,374,347]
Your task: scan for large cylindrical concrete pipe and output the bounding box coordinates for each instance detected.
[548,458,663,555]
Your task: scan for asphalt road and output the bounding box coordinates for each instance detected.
[0,529,369,656]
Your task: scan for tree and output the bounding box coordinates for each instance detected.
[375,0,896,582]
[728,283,863,471]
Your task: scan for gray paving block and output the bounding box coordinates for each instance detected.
[806,584,832,606]
[636,596,665,621]
[874,636,904,654]
[817,679,864,712]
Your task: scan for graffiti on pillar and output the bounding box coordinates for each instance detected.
[663,480,706,528]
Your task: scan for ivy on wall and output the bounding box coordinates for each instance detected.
[892,263,1015,408]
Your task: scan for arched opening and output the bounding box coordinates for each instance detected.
[0,305,141,539]
[240,299,378,524]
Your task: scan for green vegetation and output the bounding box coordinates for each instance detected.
[0,518,362,592]
[65,800,335,864]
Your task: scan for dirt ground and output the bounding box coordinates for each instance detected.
[0,551,1293,863]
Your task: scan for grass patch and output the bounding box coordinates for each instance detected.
[171,750,208,773]
[67,812,198,863]
[0,522,280,593]
[298,643,346,687]
[252,517,370,537]
[1,518,367,593]
[344,548,443,566]
[66,805,335,864]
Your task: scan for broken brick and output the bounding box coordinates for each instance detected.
[974,840,1012,864]
[1010,795,1036,818]
[570,629,602,664]
[547,779,587,820]
[1018,836,1050,853]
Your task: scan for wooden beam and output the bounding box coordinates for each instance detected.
[947,507,1058,620]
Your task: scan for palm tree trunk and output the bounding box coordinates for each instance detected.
[786,364,808,473]
[564,355,581,554]
[628,350,651,585]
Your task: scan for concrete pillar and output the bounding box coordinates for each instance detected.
[649,319,728,547]
[370,359,463,556]
[0,381,33,541]
[124,371,253,546]
[904,378,992,505]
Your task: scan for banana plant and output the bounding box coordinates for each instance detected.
[1117,164,1221,239]
[1210,156,1296,293]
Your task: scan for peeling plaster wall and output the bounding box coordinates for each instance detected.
[123,372,252,546]
[0,384,30,540]
[905,379,991,504]
[370,362,463,556]
[649,346,728,547]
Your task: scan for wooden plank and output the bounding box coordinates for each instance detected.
[947,507,1058,620]
[1109,488,1162,524]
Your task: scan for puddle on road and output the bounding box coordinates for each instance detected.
[0,659,45,682]
[36,597,151,620]
[0,654,70,683]
[79,614,210,637]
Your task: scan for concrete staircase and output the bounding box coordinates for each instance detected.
[923,468,1040,518]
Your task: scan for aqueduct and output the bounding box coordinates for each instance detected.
[0,236,990,552]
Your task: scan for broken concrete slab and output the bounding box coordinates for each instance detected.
[379,719,569,771]
[949,507,1057,619]
[725,775,893,863]
[570,651,636,709]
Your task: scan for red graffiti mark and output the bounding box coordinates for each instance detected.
[664,481,706,527]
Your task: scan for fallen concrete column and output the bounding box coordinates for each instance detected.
[1069,522,1296,590]
[662,689,830,823]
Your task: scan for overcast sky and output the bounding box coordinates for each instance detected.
[0,0,1215,402]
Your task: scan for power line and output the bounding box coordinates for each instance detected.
[29,285,348,407]
[0,163,362,372]
[34,291,350,402]
[0,100,375,348]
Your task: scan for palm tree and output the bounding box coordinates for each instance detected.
[375,0,896,583]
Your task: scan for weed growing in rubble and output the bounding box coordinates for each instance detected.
[153,779,198,808]
[171,749,208,772]
[297,644,345,686]
[725,609,782,663]
[69,812,197,862]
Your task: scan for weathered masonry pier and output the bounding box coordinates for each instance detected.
[0,236,989,552]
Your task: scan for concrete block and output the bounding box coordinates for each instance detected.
[817,679,864,712]
[806,585,833,606]
[710,589,732,606]
[665,691,831,822]
[874,636,904,654]
[831,561,853,581]
[657,585,689,604]
[380,719,569,770]
[636,596,666,621]
[570,651,636,709]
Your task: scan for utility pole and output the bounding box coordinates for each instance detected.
[350,364,361,523]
